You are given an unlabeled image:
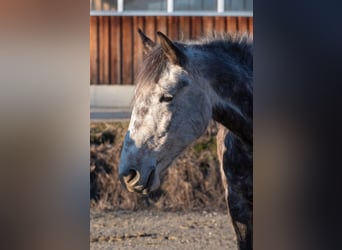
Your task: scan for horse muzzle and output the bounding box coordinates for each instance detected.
[120,168,156,195]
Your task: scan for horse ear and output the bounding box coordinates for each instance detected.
[138,28,155,54]
[157,31,186,66]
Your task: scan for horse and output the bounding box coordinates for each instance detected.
[119,29,253,250]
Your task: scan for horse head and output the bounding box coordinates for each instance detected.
[118,30,212,194]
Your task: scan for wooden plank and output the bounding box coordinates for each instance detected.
[248,17,253,35]
[178,16,190,40]
[110,16,121,85]
[133,16,145,85]
[226,16,238,33]
[90,16,99,84]
[98,16,104,84]
[104,16,110,84]
[214,16,226,34]
[144,16,156,43]
[156,16,167,36]
[202,16,214,36]
[108,17,112,84]
[91,16,254,86]
[190,16,202,39]
[122,16,133,85]
[167,16,179,40]
[99,16,109,84]
[237,17,248,33]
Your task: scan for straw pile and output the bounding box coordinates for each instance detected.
[90,121,226,211]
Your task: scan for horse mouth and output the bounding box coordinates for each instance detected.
[141,169,156,195]
[123,169,156,195]
[122,169,141,189]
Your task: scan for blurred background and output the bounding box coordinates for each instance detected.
[2,0,341,249]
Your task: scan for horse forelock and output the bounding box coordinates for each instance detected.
[134,46,167,102]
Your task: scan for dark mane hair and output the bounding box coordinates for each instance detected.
[196,33,253,67]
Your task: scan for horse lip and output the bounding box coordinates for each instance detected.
[125,185,135,193]
[143,168,155,194]
[142,188,149,195]
[123,170,141,186]
[133,168,156,194]
[122,167,156,194]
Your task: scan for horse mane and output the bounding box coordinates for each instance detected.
[195,32,253,69]
[134,32,253,101]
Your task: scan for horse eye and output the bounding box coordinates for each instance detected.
[159,94,173,103]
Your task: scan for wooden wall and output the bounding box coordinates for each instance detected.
[90,16,253,85]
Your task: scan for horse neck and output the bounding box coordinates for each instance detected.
[212,99,252,145]
[188,47,253,144]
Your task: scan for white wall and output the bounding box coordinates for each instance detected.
[90,85,135,110]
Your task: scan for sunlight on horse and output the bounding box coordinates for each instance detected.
[119,29,253,250]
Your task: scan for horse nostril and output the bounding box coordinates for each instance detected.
[126,169,137,182]
[123,169,140,186]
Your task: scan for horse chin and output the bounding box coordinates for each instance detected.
[141,162,169,194]
[144,173,160,194]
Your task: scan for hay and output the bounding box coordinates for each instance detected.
[90,121,226,211]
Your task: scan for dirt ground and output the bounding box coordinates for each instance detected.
[90,209,237,250]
